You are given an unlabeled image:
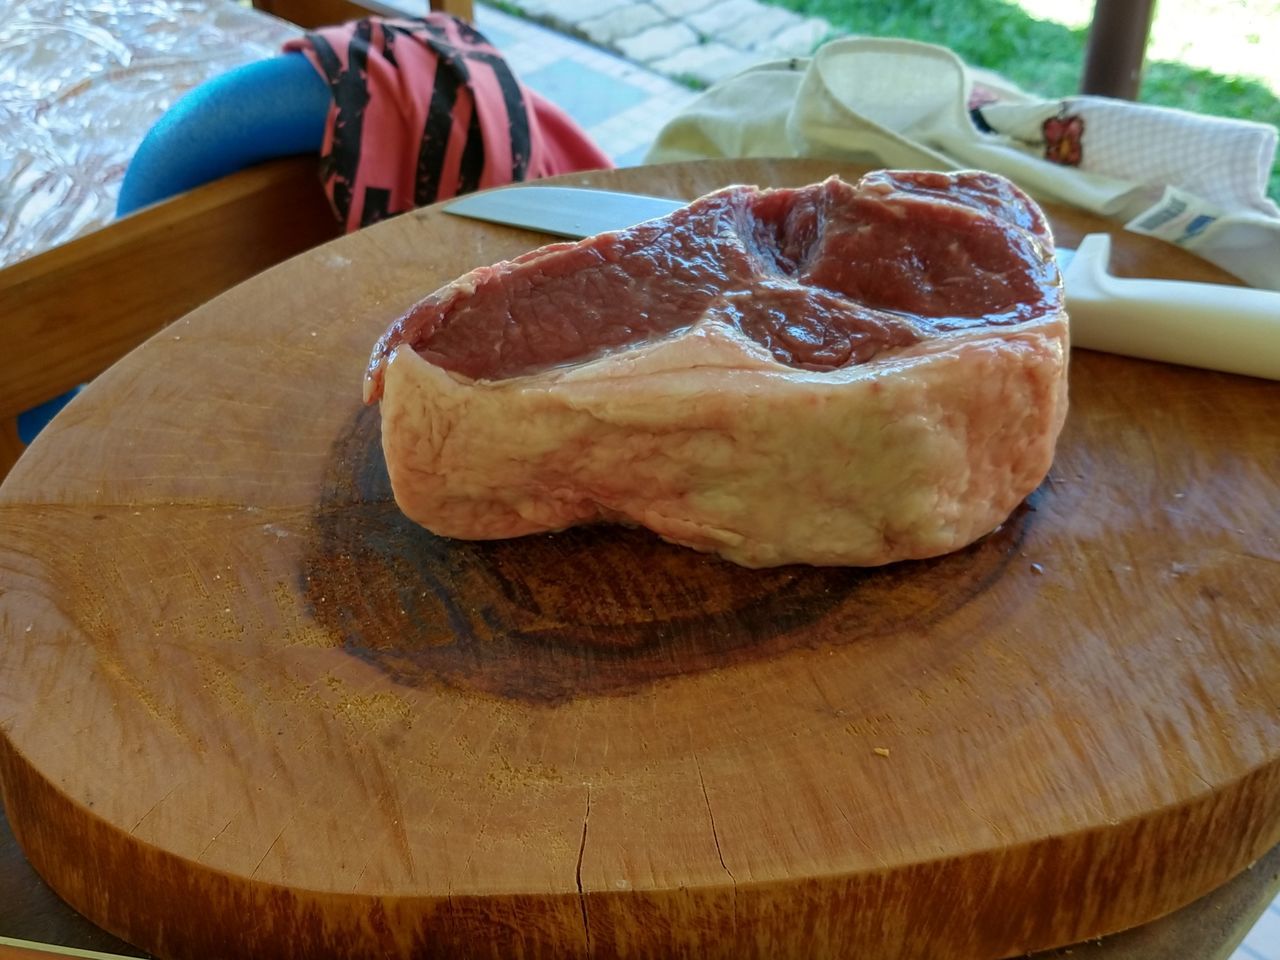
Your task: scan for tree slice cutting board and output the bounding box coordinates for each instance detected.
[1,159,1278,960]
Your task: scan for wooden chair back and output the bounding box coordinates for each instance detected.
[0,158,340,481]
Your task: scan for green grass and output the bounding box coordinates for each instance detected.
[672,72,712,90]
[761,0,1280,201]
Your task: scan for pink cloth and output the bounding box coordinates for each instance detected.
[285,15,612,231]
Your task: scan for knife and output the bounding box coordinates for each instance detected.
[443,185,1280,382]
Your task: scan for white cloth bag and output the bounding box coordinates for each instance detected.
[647,37,1280,290]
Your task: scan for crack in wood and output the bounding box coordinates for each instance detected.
[251,815,297,880]
[196,816,235,861]
[575,785,592,957]
[129,783,178,835]
[694,754,737,934]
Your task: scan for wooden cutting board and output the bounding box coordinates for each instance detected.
[0,159,1277,960]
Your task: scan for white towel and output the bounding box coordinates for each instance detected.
[647,37,1280,290]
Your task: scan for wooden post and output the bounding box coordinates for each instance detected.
[253,0,474,27]
[1080,0,1158,99]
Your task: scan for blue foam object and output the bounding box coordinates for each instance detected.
[17,388,84,444]
[116,53,329,216]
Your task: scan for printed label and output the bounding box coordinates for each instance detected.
[1126,186,1222,246]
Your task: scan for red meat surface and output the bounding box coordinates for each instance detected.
[365,171,1068,568]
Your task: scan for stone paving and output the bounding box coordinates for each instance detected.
[502,0,833,88]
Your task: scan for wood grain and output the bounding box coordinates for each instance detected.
[0,159,1277,960]
[1037,840,1280,959]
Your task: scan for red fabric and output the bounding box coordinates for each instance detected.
[284,15,612,232]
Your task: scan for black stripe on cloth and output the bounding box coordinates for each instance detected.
[305,32,345,209]
[466,50,531,181]
[410,20,490,197]
[452,18,493,49]
[456,96,485,196]
[430,13,497,53]
[414,50,468,206]
[417,17,450,43]
[378,19,399,68]
[306,30,343,84]
[379,18,437,64]
[315,20,374,221]
[360,186,392,227]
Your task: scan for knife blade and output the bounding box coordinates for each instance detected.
[443,185,1280,381]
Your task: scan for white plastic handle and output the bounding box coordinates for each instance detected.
[1063,234,1280,381]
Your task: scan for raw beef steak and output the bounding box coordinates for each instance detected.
[365,171,1068,568]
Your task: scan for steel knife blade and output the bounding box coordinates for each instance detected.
[442,185,1280,381]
